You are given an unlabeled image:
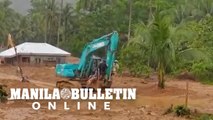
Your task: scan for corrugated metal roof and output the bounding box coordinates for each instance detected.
[0,42,71,58]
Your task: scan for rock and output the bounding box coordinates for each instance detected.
[139,107,146,113]
[0,109,4,113]
[145,105,150,108]
[193,109,199,114]
[140,80,148,84]
[139,105,147,109]
[6,101,14,105]
[147,111,157,116]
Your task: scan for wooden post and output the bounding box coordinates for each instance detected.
[8,34,26,82]
[185,80,189,108]
[14,48,26,82]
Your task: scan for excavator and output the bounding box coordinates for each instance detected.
[55,31,119,89]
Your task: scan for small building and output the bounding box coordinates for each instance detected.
[0,42,71,66]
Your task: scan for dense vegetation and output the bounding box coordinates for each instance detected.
[0,0,212,88]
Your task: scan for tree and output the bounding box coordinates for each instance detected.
[124,9,207,88]
[45,0,59,44]
[57,0,63,46]
[30,0,49,42]
[127,0,132,41]
[28,0,59,44]
[130,13,176,88]
[0,0,21,44]
[77,0,112,12]
[15,16,35,42]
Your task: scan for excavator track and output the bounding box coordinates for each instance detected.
[56,78,112,90]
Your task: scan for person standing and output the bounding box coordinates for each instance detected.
[113,60,119,76]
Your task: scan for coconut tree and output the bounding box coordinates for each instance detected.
[45,0,59,44]
[77,0,113,12]
[61,4,76,42]
[0,0,21,43]
[127,11,203,88]
[57,0,63,46]
[148,14,174,88]
[174,0,213,23]
[30,0,59,44]
[127,0,132,41]
[15,16,35,42]
[30,0,48,42]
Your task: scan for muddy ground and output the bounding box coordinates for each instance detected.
[0,64,213,120]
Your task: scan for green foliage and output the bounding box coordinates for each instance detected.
[0,0,21,43]
[191,61,213,84]
[119,44,151,77]
[123,11,185,88]
[119,0,213,87]
[174,105,191,117]
[164,104,192,117]
[195,114,213,120]
[163,104,174,115]
[0,85,7,102]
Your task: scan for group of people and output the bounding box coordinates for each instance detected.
[86,59,119,87]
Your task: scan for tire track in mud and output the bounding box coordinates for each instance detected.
[0,73,55,88]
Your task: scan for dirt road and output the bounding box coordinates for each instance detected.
[0,65,212,120]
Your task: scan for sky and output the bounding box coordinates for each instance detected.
[9,0,31,15]
[9,0,75,15]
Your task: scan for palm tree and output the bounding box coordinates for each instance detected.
[30,0,59,44]
[174,0,213,23]
[128,11,205,88]
[61,4,75,42]
[30,0,48,42]
[57,0,63,46]
[0,0,21,43]
[45,0,59,44]
[127,0,132,41]
[77,0,112,12]
[15,16,35,42]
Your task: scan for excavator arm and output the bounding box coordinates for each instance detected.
[77,31,119,79]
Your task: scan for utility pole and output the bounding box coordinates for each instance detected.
[45,17,47,43]
[128,0,132,41]
[57,0,63,46]
[45,0,48,43]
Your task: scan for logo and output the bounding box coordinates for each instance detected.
[92,42,105,49]
[9,88,136,111]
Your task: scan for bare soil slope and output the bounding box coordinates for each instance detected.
[0,65,212,120]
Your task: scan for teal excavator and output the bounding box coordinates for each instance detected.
[55,31,119,89]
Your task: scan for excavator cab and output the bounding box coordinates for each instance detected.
[87,55,102,76]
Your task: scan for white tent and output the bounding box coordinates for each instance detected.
[0,42,71,58]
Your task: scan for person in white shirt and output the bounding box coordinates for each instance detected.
[112,60,119,76]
